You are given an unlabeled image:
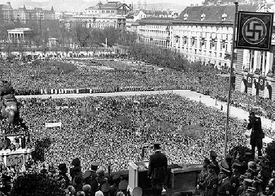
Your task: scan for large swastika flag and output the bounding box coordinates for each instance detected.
[236,11,273,51]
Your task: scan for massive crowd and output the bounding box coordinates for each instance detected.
[16,94,248,172]
[0,53,274,195]
[1,56,274,121]
[0,93,273,196]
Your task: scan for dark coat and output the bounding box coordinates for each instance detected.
[148,150,168,183]
[205,172,218,196]
[247,117,264,147]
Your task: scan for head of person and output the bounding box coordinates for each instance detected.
[153,143,161,151]
[83,184,92,195]
[249,112,256,121]
[58,163,68,174]
[91,162,99,171]
[203,158,210,168]
[209,150,217,161]
[207,163,216,174]
[71,158,81,167]
[232,162,241,173]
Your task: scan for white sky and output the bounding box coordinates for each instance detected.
[29,0,202,5]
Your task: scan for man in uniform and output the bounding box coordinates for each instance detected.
[197,158,211,196]
[83,161,100,196]
[148,143,168,196]
[217,160,232,196]
[210,150,220,175]
[231,162,241,196]
[205,163,218,196]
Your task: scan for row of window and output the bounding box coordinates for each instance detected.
[87,10,116,14]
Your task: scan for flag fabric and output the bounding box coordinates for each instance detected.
[236,11,273,51]
[45,121,62,128]
[258,76,265,91]
[247,74,253,88]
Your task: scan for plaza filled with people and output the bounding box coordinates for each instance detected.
[0,46,275,195]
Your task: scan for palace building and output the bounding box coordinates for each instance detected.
[170,4,257,68]
[73,1,132,29]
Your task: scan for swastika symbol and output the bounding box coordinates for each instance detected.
[242,17,267,45]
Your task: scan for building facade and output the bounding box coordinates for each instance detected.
[137,17,172,47]
[73,1,132,29]
[7,28,32,43]
[169,4,257,68]
[0,2,13,23]
[13,5,55,24]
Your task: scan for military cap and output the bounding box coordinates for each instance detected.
[232,162,241,169]
[208,162,216,169]
[83,170,93,179]
[247,187,256,192]
[244,179,253,184]
[220,160,230,173]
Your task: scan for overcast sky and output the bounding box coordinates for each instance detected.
[29,0,202,5]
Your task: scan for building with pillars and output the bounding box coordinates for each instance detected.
[136,17,173,47]
[7,28,32,44]
[170,4,257,68]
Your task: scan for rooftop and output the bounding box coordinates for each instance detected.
[178,4,258,23]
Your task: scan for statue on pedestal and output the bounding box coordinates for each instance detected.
[0,80,26,133]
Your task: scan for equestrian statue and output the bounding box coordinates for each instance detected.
[0,80,25,133]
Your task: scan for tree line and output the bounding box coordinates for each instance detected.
[0,20,138,53]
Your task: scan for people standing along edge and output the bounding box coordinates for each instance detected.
[147,143,168,196]
[247,112,265,158]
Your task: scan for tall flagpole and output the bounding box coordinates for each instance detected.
[224,2,238,157]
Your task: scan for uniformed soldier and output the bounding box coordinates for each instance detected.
[231,162,242,196]
[197,158,211,196]
[217,160,232,196]
[210,150,220,175]
[205,162,218,196]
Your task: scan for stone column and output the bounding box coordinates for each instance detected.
[265,51,273,75]
[253,51,259,72]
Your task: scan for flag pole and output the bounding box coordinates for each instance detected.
[224,2,238,157]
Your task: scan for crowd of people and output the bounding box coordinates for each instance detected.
[0,51,274,195]
[1,55,274,121]
[0,93,267,196]
[16,94,249,173]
